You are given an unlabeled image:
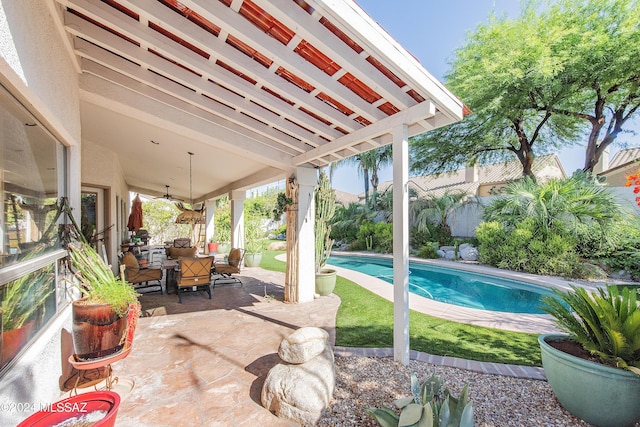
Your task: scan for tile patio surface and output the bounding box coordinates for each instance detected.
[111,265,547,426]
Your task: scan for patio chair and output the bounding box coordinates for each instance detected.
[176,256,214,303]
[212,248,244,286]
[121,252,164,294]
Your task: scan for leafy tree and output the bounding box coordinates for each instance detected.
[141,199,190,244]
[411,5,580,178]
[411,0,640,177]
[532,0,640,172]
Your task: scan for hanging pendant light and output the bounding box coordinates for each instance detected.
[175,151,205,225]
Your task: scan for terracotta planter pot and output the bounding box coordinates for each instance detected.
[72,299,128,361]
[207,242,218,253]
[17,391,121,427]
[315,268,337,296]
[539,334,640,427]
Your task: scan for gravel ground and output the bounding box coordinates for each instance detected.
[316,356,640,427]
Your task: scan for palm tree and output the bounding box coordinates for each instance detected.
[483,174,627,236]
[369,145,393,203]
[410,190,472,236]
[331,145,393,206]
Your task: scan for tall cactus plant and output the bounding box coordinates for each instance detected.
[315,171,336,273]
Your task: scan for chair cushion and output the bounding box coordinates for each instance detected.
[122,252,140,271]
[227,248,242,267]
[167,246,198,259]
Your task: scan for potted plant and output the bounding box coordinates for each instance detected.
[207,236,218,254]
[315,171,337,296]
[67,241,139,361]
[244,215,264,267]
[540,284,640,427]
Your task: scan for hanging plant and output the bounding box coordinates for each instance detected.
[272,191,294,221]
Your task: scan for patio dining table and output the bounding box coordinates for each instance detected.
[161,259,179,294]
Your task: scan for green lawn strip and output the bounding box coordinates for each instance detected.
[259,250,541,366]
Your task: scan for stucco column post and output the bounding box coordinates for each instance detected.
[230,190,245,252]
[295,166,317,303]
[67,145,82,221]
[205,199,216,252]
[393,124,410,365]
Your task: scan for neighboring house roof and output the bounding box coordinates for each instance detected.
[370,154,565,199]
[597,148,640,187]
[334,189,360,206]
[608,148,640,170]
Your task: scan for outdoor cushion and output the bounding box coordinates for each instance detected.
[166,246,198,259]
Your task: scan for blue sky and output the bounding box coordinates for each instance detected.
[330,0,638,195]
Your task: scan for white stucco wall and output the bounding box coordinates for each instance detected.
[82,139,130,267]
[0,0,80,143]
[0,2,83,420]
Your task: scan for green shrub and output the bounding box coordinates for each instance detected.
[417,242,440,259]
[476,219,580,277]
[354,221,393,253]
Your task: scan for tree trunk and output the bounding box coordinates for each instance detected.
[284,177,299,303]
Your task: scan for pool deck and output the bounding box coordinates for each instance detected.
[326,251,605,335]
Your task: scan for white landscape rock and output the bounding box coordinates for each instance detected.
[262,344,335,425]
[460,246,479,261]
[279,326,329,364]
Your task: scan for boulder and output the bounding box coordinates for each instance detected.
[267,241,287,251]
[440,245,455,253]
[444,250,456,260]
[458,243,472,251]
[262,345,335,425]
[459,246,479,261]
[279,327,328,364]
[437,249,446,258]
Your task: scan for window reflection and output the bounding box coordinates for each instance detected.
[0,90,63,269]
[0,264,56,368]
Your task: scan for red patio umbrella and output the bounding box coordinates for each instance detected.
[127,194,143,232]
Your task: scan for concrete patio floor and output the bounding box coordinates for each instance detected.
[107,263,549,426]
[113,267,339,426]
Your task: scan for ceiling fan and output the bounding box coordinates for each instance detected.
[156,185,184,201]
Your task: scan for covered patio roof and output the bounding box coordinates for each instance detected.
[53,0,465,202]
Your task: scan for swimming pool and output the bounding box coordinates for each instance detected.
[327,255,555,314]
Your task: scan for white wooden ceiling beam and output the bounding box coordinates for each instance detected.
[293,99,437,165]
[182,0,387,123]
[311,0,465,121]
[71,33,328,151]
[64,0,357,135]
[80,67,295,169]
[254,0,414,109]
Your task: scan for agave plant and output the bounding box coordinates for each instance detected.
[542,284,640,375]
[365,373,474,427]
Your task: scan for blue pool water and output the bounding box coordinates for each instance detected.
[327,255,554,314]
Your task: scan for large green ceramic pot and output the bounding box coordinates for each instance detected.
[244,252,263,267]
[539,334,640,427]
[315,268,336,296]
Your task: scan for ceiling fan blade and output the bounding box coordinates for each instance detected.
[153,185,184,201]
